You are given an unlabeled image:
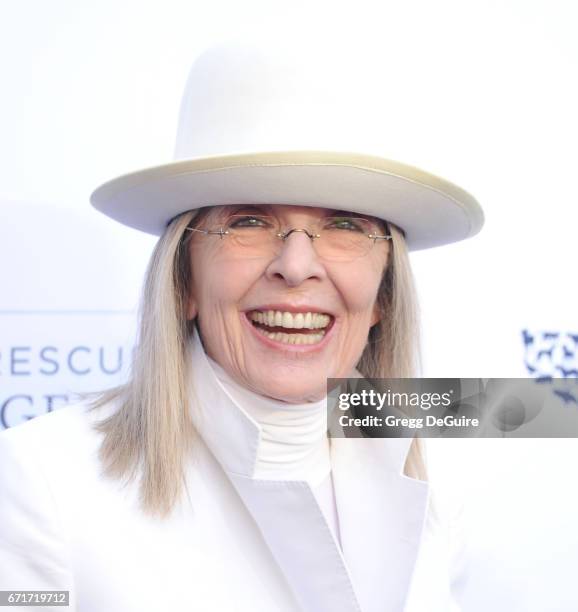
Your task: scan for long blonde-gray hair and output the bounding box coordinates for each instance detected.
[86,206,426,519]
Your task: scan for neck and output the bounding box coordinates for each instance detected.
[189,327,331,485]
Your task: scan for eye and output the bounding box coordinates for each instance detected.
[227,215,272,229]
[325,217,366,232]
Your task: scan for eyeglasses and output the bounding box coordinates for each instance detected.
[185,213,392,262]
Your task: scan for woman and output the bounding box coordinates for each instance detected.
[0,41,482,611]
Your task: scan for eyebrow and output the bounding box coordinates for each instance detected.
[208,204,268,221]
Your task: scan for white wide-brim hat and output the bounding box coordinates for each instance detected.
[90,41,484,251]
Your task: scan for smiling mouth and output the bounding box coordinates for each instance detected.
[246,309,335,346]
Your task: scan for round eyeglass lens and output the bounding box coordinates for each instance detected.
[221,214,383,261]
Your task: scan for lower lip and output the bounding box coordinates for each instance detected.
[241,312,337,354]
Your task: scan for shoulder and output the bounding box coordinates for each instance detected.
[0,398,121,505]
[0,395,127,528]
[0,403,88,481]
[2,402,91,443]
[0,403,98,592]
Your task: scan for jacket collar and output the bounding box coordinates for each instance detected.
[187,328,430,612]
[188,327,261,478]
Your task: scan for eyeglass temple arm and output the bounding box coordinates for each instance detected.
[185,227,229,238]
[372,221,393,240]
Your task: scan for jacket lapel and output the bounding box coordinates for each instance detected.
[229,473,362,612]
[330,435,430,612]
[187,330,430,612]
[228,436,430,612]
[326,375,431,611]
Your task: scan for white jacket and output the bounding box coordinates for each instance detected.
[0,335,467,612]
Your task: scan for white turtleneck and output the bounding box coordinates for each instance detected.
[190,328,342,549]
[205,354,331,485]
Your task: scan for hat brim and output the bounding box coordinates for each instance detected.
[90,150,483,251]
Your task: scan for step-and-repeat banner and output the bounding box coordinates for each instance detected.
[0,201,150,429]
[1,2,577,611]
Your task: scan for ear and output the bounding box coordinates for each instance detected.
[186,296,197,320]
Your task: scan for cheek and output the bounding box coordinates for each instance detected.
[336,258,385,317]
[190,250,262,316]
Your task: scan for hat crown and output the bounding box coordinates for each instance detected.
[174,41,378,160]
[91,38,483,249]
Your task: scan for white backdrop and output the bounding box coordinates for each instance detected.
[1,1,577,610]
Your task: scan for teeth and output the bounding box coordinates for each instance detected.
[249,310,331,330]
[254,326,326,345]
[282,312,294,328]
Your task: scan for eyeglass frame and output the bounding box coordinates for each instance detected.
[184,213,393,258]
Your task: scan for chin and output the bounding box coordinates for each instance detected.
[259,380,327,404]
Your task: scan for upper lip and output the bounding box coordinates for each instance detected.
[244,304,336,317]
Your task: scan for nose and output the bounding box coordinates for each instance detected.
[264,228,328,287]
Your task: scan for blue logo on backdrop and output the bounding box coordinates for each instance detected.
[0,309,136,429]
[0,344,129,428]
[522,330,578,405]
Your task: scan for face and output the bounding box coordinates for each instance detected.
[186,204,389,403]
